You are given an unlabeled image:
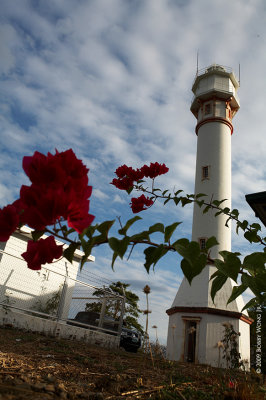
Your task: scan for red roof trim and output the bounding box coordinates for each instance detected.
[196,117,233,135]
[166,306,253,325]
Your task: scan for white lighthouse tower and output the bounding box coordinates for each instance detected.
[166,64,252,367]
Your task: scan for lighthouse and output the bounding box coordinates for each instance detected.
[166,64,252,367]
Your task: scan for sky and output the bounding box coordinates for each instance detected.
[0,0,265,343]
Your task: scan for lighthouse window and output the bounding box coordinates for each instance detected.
[202,166,209,180]
[199,238,207,250]
[204,103,212,115]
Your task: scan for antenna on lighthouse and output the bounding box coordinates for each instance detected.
[196,51,199,74]
[238,63,241,86]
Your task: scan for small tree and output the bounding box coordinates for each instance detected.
[85,281,144,334]
[222,322,243,369]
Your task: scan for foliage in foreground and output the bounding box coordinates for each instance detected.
[0,149,265,310]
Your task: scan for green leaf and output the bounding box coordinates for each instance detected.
[175,239,207,283]
[164,197,171,205]
[119,216,142,235]
[231,209,239,218]
[195,193,207,199]
[162,190,169,196]
[84,225,97,239]
[79,238,96,268]
[96,220,115,235]
[210,270,220,280]
[172,238,190,256]
[172,238,189,253]
[225,217,231,227]
[196,200,204,208]
[181,197,193,207]
[183,241,201,264]
[215,252,241,282]
[108,237,130,259]
[129,231,150,241]
[174,190,183,196]
[212,199,227,207]
[211,274,228,303]
[111,252,119,270]
[31,230,45,242]
[173,197,180,206]
[60,226,76,236]
[164,222,182,243]
[149,223,165,234]
[180,258,194,284]
[236,220,248,233]
[215,210,223,217]
[243,252,266,275]
[80,254,88,270]
[244,230,260,243]
[144,245,168,273]
[223,207,230,214]
[241,298,259,312]
[227,284,248,305]
[241,273,261,297]
[63,242,80,263]
[250,223,261,231]
[253,273,266,292]
[205,236,219,250]
[203,205,211,214]
[180,254,207,284]
[126,186,134,194]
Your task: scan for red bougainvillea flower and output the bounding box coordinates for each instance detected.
[0,204,20,241]
[112,162,169,191]
[141,162,169,179]
[22,236,63,270]
[67,197,95,234]
[19,149,94,234]
[115,165,145,181]
[130,195,154,213]
[22,149,89,188]
[111,177,134,191]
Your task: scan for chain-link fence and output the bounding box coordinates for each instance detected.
[0,249,125,336]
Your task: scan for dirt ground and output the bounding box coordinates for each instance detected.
[0,326,264,399]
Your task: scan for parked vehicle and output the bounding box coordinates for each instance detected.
[120,327,142,353]
[68,311,142,352]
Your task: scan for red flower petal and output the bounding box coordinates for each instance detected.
[22,236,63,270]
[0,205,19,242]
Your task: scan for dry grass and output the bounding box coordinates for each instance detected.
[0,326,264,399]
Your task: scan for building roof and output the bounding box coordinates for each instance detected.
[245,191,266,227]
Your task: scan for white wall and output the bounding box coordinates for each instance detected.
[0,228,94,320]
[0,308,119,349]
[167,312,250,369]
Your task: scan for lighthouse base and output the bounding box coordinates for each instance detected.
[166,307,251,369]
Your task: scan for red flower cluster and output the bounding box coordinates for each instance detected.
[19,149,94,234]
[22,236,63,270]
[130,195,154,213]
[0,204,20,241]
[141,162,169,179]
[111,162,169,191]
[0,149,94,270]
[111,162,168,213]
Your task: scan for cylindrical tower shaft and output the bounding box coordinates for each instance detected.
[192,121,232,258]
[166,65,251,368]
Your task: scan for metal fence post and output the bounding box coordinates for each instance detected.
[117,289,126,335]
[57,271,69,322]
[98,295,107,328]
